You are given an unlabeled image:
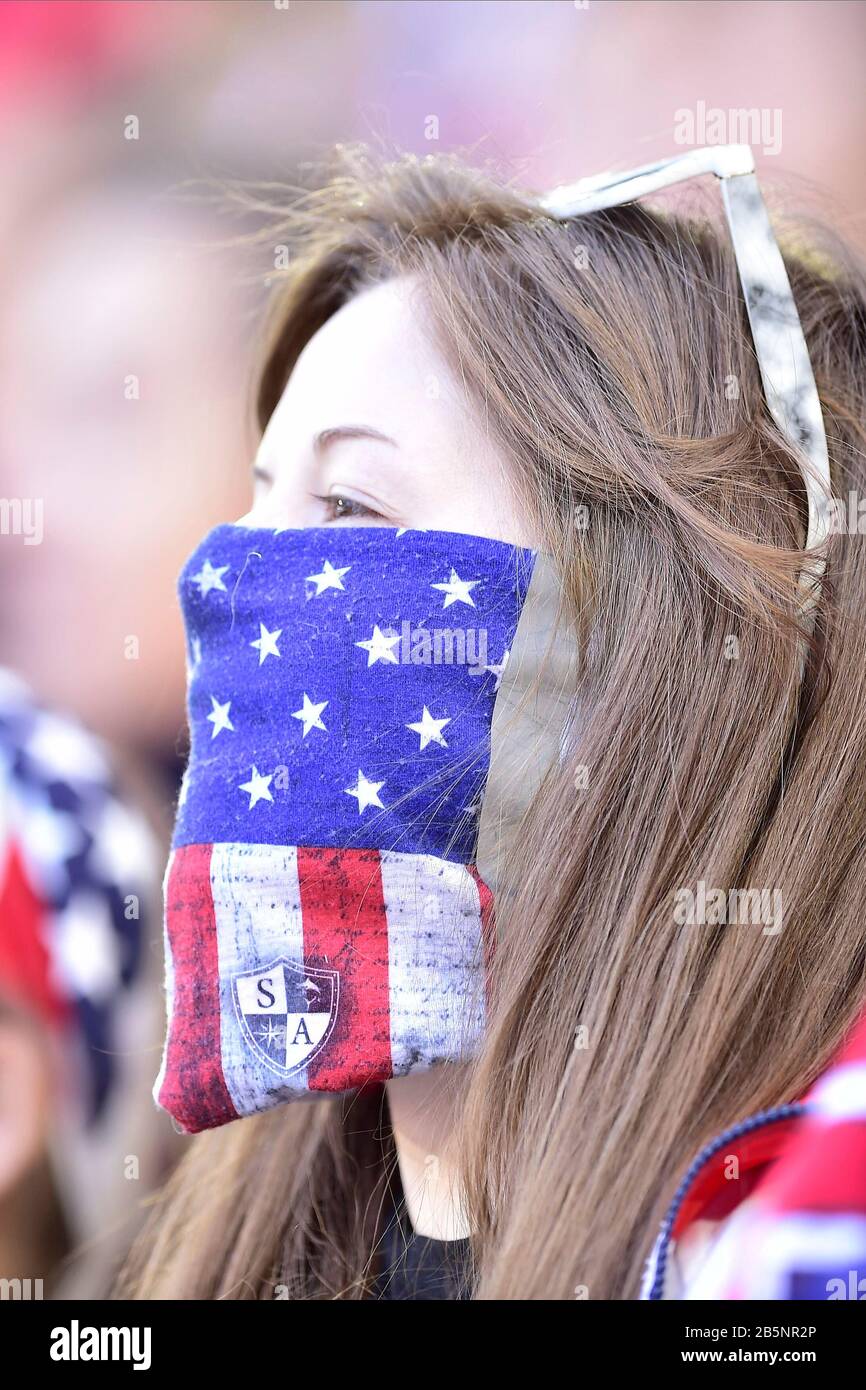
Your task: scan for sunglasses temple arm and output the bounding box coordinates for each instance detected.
[721,172,831,577]
[540,145,755,217]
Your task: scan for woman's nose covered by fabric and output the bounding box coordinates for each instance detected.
[154,522,536,1133]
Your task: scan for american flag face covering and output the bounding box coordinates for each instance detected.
[155,523,536,1132]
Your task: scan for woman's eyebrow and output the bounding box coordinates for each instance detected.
[251,425,397,484]
[313,425,398,454]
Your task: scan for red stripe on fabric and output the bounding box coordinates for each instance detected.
[760,1118,866,1216]
[0,841,71,1027]
[297,846,392,1092]
[672,1118,800,1239]
[157,843,238,1132]
[467,863,495,1000]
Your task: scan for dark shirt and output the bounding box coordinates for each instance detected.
[372,1176,473,1300]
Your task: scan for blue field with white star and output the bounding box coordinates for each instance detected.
[173,524,535,864]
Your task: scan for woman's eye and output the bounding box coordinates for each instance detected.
[319,494,380,521]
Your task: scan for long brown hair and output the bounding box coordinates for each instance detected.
[121,147,866,1299]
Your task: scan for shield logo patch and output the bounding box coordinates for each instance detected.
[232,957,339,1077]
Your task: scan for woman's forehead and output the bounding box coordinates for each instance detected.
[265,279,467,450]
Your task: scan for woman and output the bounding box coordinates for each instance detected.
[122,145,866,1300]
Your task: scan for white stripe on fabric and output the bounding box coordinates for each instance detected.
[811,1062,866,1122]
[379,851,486,1077]
[210,842,310,1116]
[683,1208,866,1300]
[152,850,176,1107]
[740,1213,866,1300]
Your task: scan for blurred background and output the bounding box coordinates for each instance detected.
[0,0,864,1293]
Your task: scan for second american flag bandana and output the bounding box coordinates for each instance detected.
[154,522,536,1132]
